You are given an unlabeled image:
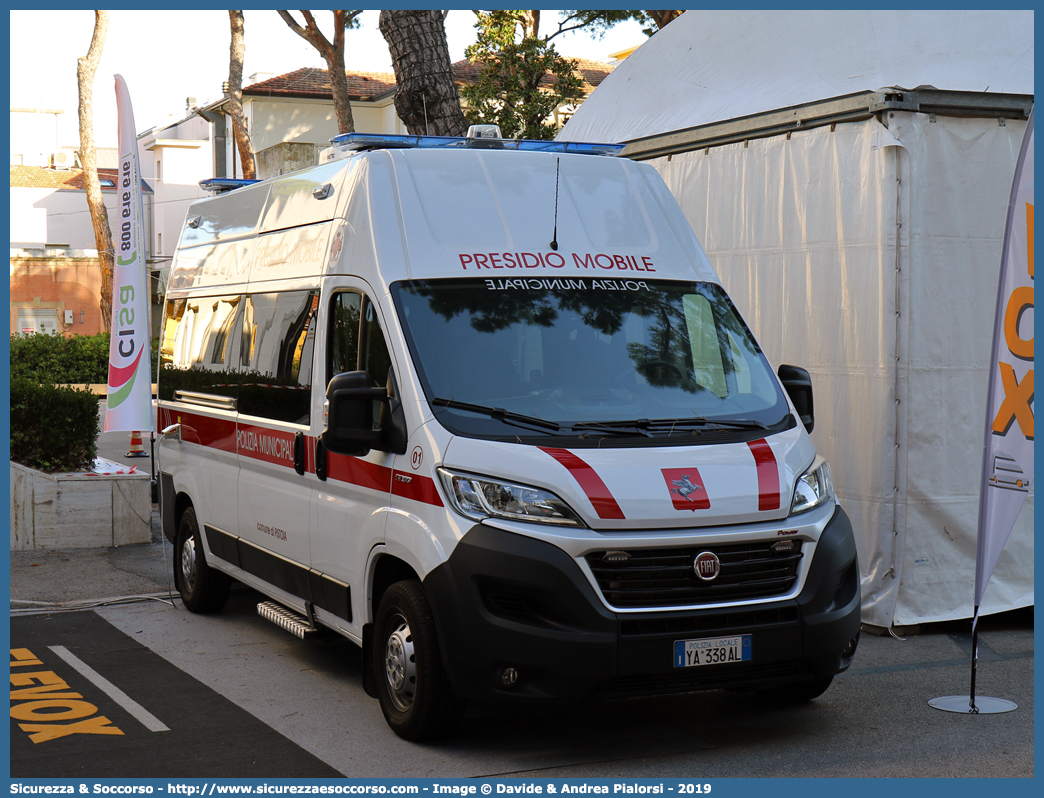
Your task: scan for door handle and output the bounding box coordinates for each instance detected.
[293,431,306,476]
[315,438,328,482]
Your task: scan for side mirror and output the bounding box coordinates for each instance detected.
[322,371,386,457]
[320,370,410,458]
[777,364,815,434]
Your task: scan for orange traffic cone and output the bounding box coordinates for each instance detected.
[126,431,148,458]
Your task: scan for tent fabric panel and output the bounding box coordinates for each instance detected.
[650,120,904,625]
[891,112,1033,625]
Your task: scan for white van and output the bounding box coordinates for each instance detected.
[158,128,860,740]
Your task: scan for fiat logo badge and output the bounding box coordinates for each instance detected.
[693,551,721,581]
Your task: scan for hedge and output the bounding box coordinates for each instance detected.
[10,378,100,472]
[9,332,160,385]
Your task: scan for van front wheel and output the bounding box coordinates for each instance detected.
[174,506,231,613]
[373,580,461,741]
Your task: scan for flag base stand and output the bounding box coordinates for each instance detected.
[929,695,1018,714]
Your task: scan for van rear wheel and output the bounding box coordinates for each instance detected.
[373,579,461,741]
[174,506,231,613]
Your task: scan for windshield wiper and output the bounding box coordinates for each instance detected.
[574,417,773,436]
[570,420,654,437]
[431,397,563,434]
[686,417,771,431]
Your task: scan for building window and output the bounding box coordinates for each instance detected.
[16,308,59,335]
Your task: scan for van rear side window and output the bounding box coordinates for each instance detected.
[158,295,242,402]
[159,290,318,426]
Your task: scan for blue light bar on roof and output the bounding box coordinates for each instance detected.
[328,132,623,157]
[199,177,259,193]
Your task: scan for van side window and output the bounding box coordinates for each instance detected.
[329,292,362,378]
[238,291,319,425]
[361,300,392,389]
[158,295,241,401]
[329,292,392,389]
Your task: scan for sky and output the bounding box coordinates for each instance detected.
[8,9,646,151]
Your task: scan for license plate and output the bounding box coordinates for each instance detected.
[674,634,752,668]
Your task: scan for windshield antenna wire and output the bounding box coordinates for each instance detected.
[550,157,560,251]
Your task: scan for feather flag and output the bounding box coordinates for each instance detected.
[104,75,153,433]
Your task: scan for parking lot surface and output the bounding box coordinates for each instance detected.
[11,425,1034,780]
[9,577,1033,779]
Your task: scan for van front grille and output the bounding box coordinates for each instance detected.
[585,542,802,609]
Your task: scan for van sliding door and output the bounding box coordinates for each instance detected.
[233,290,319,600]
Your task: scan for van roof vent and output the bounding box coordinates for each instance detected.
[323,132,624,158]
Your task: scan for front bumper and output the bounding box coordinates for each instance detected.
[423,506,861,703]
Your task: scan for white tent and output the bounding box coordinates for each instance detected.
[560,10,1034,629]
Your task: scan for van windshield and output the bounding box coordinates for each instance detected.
[391,277,791,443]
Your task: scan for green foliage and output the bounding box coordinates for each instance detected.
[9,332,160,385]
[461,11,584,140]
[558,10,683,38]
[10,378,100,473]
[555,10,641,38]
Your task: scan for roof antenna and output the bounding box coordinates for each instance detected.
[423,95,429,136]
[549,157,560,251]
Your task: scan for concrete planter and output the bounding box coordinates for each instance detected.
[10,460,151,550]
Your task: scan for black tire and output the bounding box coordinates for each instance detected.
[373,579,462,741]
[759,675,834,703]
[174,506,231,613]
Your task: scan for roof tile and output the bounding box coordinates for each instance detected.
[10,165,121,191]
[243,59,615,101]
[245,67,397,100]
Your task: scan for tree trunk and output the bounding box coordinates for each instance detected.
[277,10,359,134]
[522,10,540,39]
[379,10,467,137]
[327,40,356,135]
[77,10,114,330]
[228,11,256,179]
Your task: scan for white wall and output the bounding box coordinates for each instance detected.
[10,187,120,250]
[146,141,211,261]
[141,114,214,266]
[241,96,406,163]
[9,110,66,167]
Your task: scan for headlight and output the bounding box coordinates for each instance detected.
[437,468,583,526]
[790,457,836,515]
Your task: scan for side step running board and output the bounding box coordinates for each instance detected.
[257,601,322,639]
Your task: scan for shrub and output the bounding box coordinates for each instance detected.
[9,332,160,385]
[10,377,100,472]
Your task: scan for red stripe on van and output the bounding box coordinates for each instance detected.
[326,451,392,492]
[159,408,237,452]
[236,422,296,467]
[539,448,626,520]
[391,470,444,507]
[326,452,443,507]
[158,407,444,506]
[747,438,781,511]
